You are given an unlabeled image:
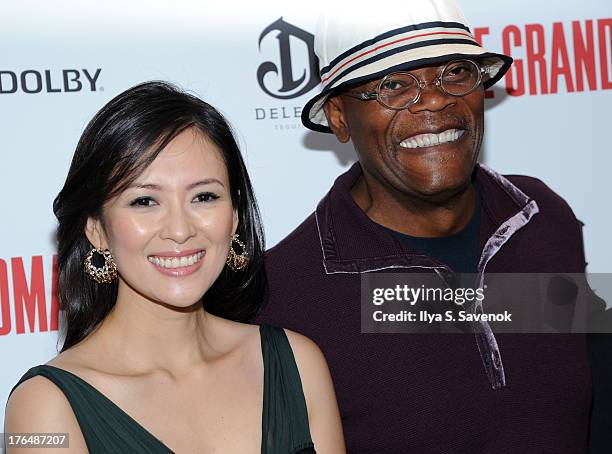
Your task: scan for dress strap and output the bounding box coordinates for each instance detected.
[9,365,173,454]
[260,324,316,454]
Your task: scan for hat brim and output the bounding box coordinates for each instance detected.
[302,51,513,134]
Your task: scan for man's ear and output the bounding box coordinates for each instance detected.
[85,217,109,250]
[323,96,351,143]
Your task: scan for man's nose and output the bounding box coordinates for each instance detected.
[408,81,456,113]
[160,203,197,244]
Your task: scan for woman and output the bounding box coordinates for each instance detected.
[4,82,345,453]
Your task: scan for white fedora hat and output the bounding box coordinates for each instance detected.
[302,0,513,133]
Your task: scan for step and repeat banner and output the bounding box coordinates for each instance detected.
[1,0,610,433]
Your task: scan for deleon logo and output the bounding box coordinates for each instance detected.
[257,18,320,100]
[0,68,102,94]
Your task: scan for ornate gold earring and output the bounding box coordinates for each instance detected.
[226,233,248,272]
[84,247,118,284]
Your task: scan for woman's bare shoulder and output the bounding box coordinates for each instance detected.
[282,328,346,453]
[282,329,327,370]
[5,373,88,453]
[206,314,262,351]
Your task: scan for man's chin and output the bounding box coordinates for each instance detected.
[405,177,474,206]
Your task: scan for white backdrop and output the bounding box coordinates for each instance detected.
[1,0,610,439]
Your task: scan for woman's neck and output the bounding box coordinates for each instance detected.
[87,282,217,377]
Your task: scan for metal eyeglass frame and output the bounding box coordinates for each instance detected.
[342,59,490,110]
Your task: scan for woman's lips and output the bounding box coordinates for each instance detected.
[147,250,205,277]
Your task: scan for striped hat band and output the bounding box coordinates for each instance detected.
[320,22,478,89]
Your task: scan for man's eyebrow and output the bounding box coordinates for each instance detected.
[129,178,225,190]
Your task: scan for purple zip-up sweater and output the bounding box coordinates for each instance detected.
[255,162,591,453]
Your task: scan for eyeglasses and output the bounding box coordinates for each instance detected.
[342,59,489,110]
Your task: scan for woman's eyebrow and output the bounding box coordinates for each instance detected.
[187,178,225,189]
[128,178,225,190]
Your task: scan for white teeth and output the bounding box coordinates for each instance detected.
[399,129,465,149]
[148,252,204,269]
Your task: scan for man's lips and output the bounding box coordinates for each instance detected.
[399,128,466,149]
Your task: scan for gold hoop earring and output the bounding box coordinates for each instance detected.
[84,248,118,284]
[226,233,248,272]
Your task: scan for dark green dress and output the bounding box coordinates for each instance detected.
[9,324,316,454]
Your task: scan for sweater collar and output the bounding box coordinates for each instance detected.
[315,162,539,274]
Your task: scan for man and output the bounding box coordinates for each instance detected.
[255,0,595,452]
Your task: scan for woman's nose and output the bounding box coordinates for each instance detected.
[160,204,197,244]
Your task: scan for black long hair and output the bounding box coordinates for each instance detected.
[53,81,265,351]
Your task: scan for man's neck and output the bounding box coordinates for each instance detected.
[350,173,477,238]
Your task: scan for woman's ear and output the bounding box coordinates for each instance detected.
[232,190,240,234]
[232,210,239,236]
[84,217,109,249]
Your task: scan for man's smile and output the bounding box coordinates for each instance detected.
[399,128,466,149]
